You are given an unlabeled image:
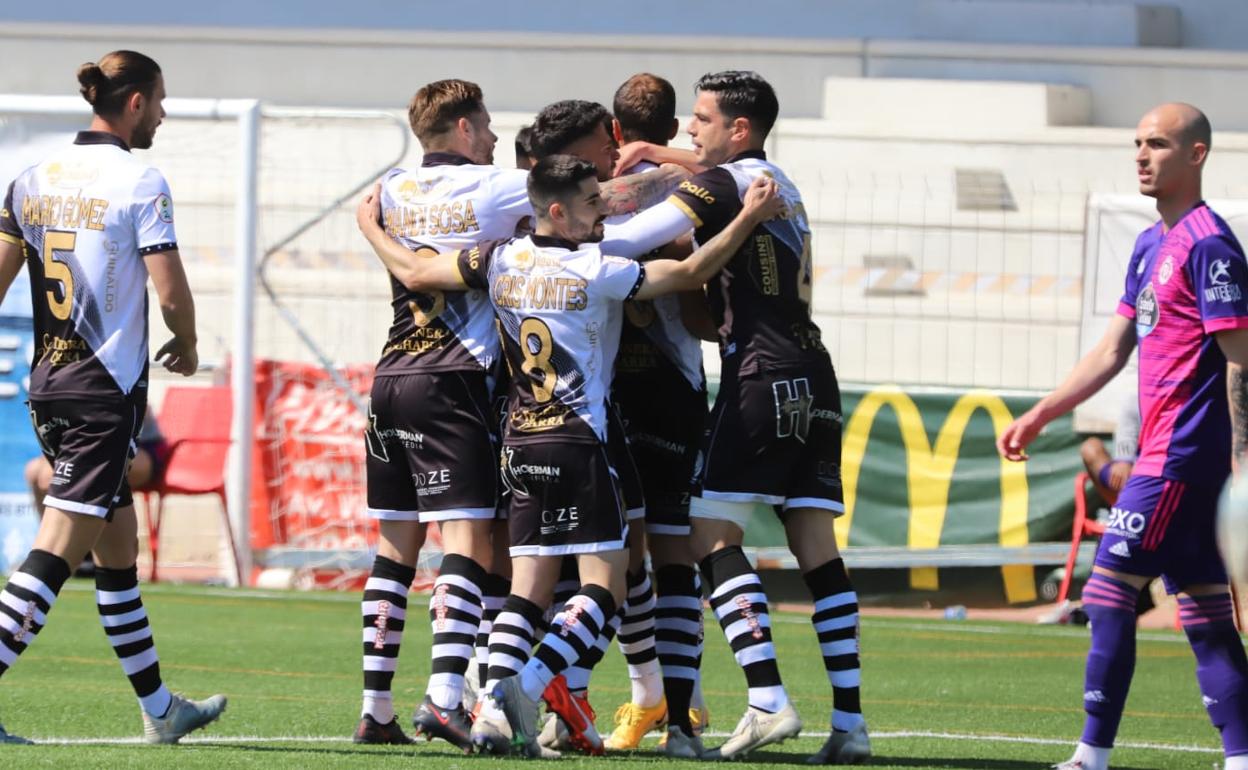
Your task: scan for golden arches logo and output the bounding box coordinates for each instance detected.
[837,386,1035,604]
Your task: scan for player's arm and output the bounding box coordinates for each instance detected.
[997,314,1137,461]
[355,183,465,291]
[0,183,23,301]
[599,163,691,218]
[1217,329,1248,465]
[632,177,781,300]
[145,249,198,376]
[614,143,707,177]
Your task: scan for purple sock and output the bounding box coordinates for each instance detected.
[1079,573,1140,748]
[1180,594,1248,757]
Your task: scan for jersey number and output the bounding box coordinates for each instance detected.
[42,230,77,321]
[408,290,445,327]
[519,317,557,403]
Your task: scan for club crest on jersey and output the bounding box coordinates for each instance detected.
[1157,255,1174,285]
[1135,282,1159,338]
[154,193,174,224]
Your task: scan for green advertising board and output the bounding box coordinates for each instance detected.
[733,384,1084,604]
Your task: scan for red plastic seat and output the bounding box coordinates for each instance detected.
[137,385,242,585]
[1057,472,1104,606]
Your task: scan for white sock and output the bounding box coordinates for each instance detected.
[1072,742,1111,770]
[1223,755,1248,770]
[832,710,865,731]
[629,658,664,708]
[361,692,394,723]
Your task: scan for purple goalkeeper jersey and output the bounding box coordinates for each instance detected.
[1116,202,1248,483]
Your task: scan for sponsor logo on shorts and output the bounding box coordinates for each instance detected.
[631,432,686,456]
[374,427,423,449]
[52,459,74,485]
[510,463,561,482]
[810,408,842,423]
[773,377,813,442]
[1106,506,1147,539]
[1108,540,1131,558]
[816,460,843,490]
[413,467,451,497]
[540,506,580,535]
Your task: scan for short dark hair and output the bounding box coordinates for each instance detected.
[514,124,534,160]
[614,73,676,145]
[527,155,599,213]
[408,79,485,145]
[694,70,779,139]
[530,100,611,158]
[76,50,162,117]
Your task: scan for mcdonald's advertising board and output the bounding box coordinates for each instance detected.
[740,384,1084,605]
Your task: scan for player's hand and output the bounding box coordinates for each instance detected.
[356,183,383,236]
[996,410,1044,462]
[154,336,198,376]
[1108,461,1131,492]
[614,142,657,177]
[740,177,783,224]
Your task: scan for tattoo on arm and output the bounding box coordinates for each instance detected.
[600,165,690,216]
[1232,365,1248,460]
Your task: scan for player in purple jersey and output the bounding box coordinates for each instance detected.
[1000,103,1248,770]
[0,50,224,745]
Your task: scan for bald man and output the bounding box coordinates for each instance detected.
[999,103,1248,770]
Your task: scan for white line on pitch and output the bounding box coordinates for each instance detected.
[28,730,1219,754]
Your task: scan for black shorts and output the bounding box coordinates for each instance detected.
[606,402,646,520]
[501,440,628,557]
[614,380,707,536]
[365,371,498,522]
[692,364,844,524]
[29,392,146,520]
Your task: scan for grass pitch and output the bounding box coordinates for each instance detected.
[0,581,1223,768]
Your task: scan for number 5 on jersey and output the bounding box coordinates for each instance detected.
[42,230,77,320]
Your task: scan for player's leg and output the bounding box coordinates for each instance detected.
[93,499,226,742]
[652,533,706,752]
[1164,480,1248,769]
[356,378,424,744]
[23,456,51,518]
[471,517,512,712]
[688,371,800,760]
[1057,474,1170,770]
[492,441,628,757]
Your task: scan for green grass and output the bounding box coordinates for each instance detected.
[0,580,1224,768]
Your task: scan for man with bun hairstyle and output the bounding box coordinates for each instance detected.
[0,50,225,745]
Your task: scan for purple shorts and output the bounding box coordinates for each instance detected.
[1095,474,1228,594]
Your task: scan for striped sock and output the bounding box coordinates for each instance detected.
[95,565,173,717]
[564,610,621,694]
[485,595,544,694]
[426,554,485,709]
[542,557,581,636]
[1180,593,1248,756]
[702,545,788,713]
[361,555,416,723]
[804,558,863,731]
[618,568,662,707]
[477,573,510,693]
[655,564,702,732]
[522,585,617,700]
[0,549,71,678]
[1079,572,1140,748]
